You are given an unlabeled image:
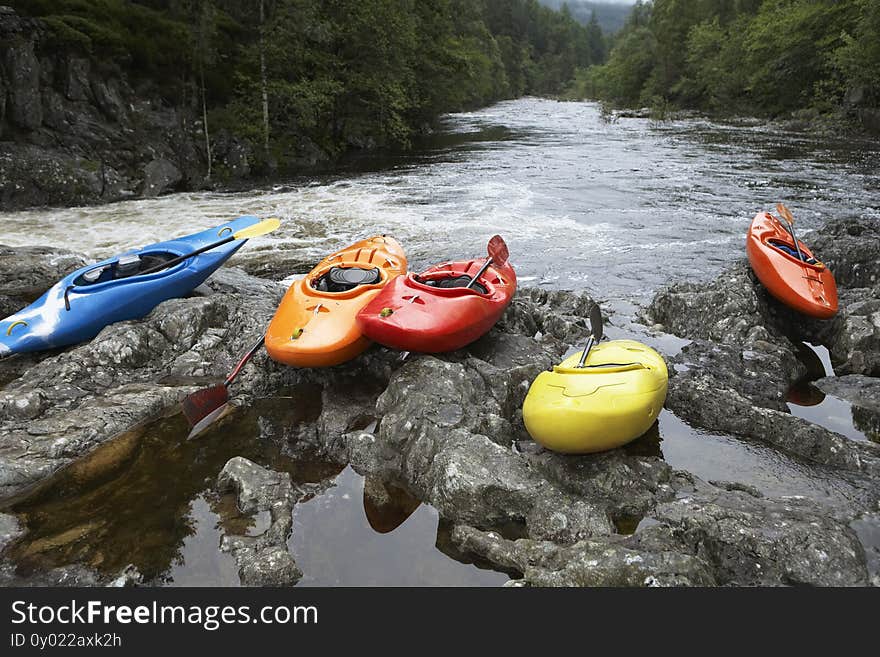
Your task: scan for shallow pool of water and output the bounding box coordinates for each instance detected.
[786,342,872,443]
[1,389,508,586]
[655,410,861,506]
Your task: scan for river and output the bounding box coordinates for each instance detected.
[3,98,878,302]
[1,98,879,586]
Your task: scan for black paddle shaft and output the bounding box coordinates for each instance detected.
[787,224,806,263]
[465,258,493,290]
[577,304,605,368]
[138,234,237,277]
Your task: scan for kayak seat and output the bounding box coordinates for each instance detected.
[135,252,177,274]
[417,274,488,295]
[73,252,179,286]
[769,240,818,264]
[313,266,381,293]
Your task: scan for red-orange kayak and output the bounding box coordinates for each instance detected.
[356,245,516,353]
[746,212,837,319]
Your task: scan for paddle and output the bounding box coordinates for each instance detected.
[775,203,805,263]
[62,218,282,312]
[139,217,281,276]
[465,235,509,289]
[576,304,604,368]
[178,218,281,438]
[182,334,265,438]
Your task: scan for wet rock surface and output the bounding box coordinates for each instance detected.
[1,221,879,586]
[216,457,302,587]
[645,218,880,477]
[816,375,880,442]
[451,477,868,586]
[0,244,86,317]
[0,252,284,498]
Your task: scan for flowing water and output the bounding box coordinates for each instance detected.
[2,98,880,585]
[3,99,878,301]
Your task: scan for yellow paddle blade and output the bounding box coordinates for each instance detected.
[233,217,281,240]
[776,202,794,225]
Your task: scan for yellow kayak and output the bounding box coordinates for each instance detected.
[522,340,668,453]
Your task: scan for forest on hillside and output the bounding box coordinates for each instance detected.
[10,0,606,173]
[566,0,880,128]
[540,1,633,33]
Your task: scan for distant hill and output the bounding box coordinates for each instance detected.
[539,1,634,33]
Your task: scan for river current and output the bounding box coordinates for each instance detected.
[3,98,878,302]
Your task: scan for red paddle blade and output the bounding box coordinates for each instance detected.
[182,384,229,428]
[487,235,509,267]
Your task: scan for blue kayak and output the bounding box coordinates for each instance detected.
[0,216,260,356]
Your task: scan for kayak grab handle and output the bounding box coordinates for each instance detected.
[64,285,75,311]
[6,320,27,336]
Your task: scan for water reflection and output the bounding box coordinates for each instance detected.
[290,467,508,587]
[1,390,331,582]
[785,381,826,406]
[786,342,870,442]
[362,477,421,534]
[623,420,663,459]
[852,407,879,444]
[1,387,509,586]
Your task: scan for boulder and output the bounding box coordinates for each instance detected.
[829,287,880,376]
[0,244,87,315]
[5,38,42,130]
[141,158,182,197]
[452,478,868,586]
[0,264,284,499]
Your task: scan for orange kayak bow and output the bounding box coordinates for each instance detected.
[265,236,407,367]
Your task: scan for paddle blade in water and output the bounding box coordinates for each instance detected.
[589,304,603,342]
[233,217,281,240]
[187,403,230,440]
[182,384,229,428]
[487,235,509,266]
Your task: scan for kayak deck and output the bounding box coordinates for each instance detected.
[357,256,516,353]
[522,340,668,454]
[265,236,407,367]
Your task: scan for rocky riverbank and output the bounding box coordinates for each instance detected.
[0,7,260,211]
[0,217,879,586]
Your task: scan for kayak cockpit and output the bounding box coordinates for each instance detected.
[310,266,381,293]
[767,239,818,265]
[74,251,179,286]
[414,273,488,295]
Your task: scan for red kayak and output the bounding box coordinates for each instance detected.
[746,211,838,319]
[356,236,516,352]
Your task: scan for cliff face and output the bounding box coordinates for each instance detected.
[0,6,250,211]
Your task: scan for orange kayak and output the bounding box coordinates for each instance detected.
[265,236,407,367]
[746,212,838,319]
